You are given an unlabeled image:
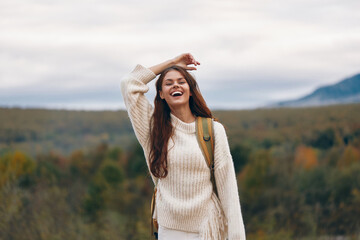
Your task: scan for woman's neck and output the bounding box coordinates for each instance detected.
[170,105,195,123]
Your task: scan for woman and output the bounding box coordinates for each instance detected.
[121,53,246,240]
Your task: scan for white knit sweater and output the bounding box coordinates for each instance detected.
[121,65,246,240]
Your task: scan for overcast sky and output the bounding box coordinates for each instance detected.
[1,0,360,110]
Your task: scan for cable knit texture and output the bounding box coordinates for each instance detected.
[120,64,246,240]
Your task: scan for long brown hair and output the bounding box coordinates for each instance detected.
[149,66,213,178]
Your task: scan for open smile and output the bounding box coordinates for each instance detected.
[171,91,183,97]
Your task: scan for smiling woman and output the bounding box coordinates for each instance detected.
[150,64,213,180]
[159,68,192,112]
[120,53,246,240]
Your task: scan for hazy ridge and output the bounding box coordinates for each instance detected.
[274,73,360,107]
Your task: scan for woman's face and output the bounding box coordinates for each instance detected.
[159,70,192,109]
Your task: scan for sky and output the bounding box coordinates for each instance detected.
[1,0,360,110]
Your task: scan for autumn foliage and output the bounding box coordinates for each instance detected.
[294,145,318,170]
[0,104,360,239]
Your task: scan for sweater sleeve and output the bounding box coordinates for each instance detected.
[213,122,246,240]
[120,64,158,184]
[120,64,156,148]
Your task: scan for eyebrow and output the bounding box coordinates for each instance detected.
[164,77,184,82]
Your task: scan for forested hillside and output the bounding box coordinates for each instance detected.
[1,104,360,157]
[0,108,135,156]
[0,104,360,239]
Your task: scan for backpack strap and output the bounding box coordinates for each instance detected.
[196,117,218,197]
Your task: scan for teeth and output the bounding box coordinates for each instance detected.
[171,91,182,96]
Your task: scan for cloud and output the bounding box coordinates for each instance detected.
[1,0,360,109]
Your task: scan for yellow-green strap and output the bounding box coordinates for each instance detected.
[196,117,218,197]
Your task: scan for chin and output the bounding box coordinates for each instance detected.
[167,101,189,109]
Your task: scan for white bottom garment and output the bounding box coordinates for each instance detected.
[158,225,201,240]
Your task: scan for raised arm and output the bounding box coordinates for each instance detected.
[120,53,200,180]
[121,53,200,147]
[121,65,156,148]
[149,53,200,75]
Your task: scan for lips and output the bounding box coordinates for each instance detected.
[171,91,183,97]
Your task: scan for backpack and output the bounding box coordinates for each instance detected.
[151,117,218,239]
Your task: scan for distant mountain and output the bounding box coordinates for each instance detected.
[274,73,360,107]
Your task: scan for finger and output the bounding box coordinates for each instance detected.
[189,55,199,66]
[186,53,192,60]
[191,57,197,66]
[191,60,198,66]
[186,66,197,71]
[184,53,198,66]
[187,53,195,61]
[188,56,195,65]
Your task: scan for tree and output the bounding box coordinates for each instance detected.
[0,151,35,188]
[231,143,251,173]
[309,128,336,150]
[294,145,318,170]
[338,145,360,168]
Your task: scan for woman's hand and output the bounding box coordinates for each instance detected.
[149,53,200,75]
[172,53,200,70]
